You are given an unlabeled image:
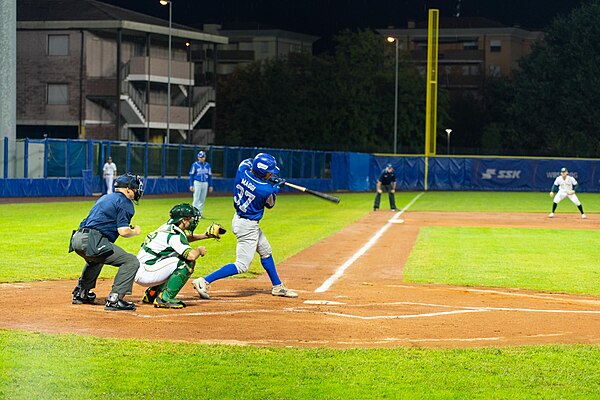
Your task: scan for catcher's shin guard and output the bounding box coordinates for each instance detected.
[160,263,193,302]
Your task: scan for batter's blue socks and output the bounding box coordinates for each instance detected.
[261,255,282,286]
[205,263,238,283]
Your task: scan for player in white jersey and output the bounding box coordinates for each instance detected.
[548,167,586,219]
[135,203,211,308]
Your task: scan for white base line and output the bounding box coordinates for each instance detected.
[315,192,425,293]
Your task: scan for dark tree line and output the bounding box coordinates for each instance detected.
[216,1,600,157]
[216,29,441,153]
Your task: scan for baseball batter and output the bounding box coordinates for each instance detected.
[192,153,298,299]
[135,203,224,309]
[69,173,143,311]
[189,150,213,217]
[549,167,586,218]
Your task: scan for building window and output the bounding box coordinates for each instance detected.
[463,41,478,50]
[48,34,69,55]
[489,65,501,77]
[47,84,68,105]
[257,41,269,54]
[490,40,502,53]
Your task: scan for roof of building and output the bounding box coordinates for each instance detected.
[17,0,227,44]
[415,17,510,29]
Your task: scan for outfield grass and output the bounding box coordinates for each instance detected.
[2,191,600,399]
[405,226,600,295]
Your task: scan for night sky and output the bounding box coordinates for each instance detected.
[98,0,587,37]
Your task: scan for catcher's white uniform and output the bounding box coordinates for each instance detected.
[135,223,192,286]
[551,175,581,206]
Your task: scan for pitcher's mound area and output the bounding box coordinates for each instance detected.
[2,211,600,348]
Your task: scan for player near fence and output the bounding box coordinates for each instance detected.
[373,163,397,211]
[191,153,298,299]
[134,203,226,309]
[189,150,213,218]
[549,167,586,219]
[103,157,117,194]
[69,173,144,311]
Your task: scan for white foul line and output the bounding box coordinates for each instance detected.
[314,192,425,293]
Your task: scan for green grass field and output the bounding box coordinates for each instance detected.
[2,191,600,399]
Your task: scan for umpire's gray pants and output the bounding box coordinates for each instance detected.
[72,232,139,296]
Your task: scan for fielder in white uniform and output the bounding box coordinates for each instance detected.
[103,157,117,194]
[135,203,210,308]
[549,167,586,219]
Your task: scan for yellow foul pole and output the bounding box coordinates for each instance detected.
[424,9,439,191]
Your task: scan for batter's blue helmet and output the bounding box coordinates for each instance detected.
[252,153,280,179]
[197,151,206,158]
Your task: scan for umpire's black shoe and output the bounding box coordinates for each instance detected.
[72,287,97,304]
[104,293,136,311]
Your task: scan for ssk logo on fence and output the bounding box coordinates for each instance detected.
[481,169,522,179]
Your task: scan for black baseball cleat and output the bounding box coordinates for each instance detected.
[153,296,186,309]
[142,288,159,304]
[104,293,136,311]
[72,287,97,304]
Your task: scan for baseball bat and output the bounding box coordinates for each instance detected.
[284,182,341,204]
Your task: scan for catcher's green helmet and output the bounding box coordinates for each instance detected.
[168,203,200,233]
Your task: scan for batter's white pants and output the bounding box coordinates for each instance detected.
[134,257,180,287]
[231,214,272,274]
[553,191,581,206]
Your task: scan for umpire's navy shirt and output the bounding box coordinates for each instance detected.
[79,192,135,242]
[378,169,396,186]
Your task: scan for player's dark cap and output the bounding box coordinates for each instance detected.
[561,167,568,172]
[197,151,206,158]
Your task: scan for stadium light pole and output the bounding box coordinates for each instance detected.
[445,128,452,155]
[387,36,399,154]
[160,0,172,144]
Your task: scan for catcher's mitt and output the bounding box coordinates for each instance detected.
[205,223,226,240]
[567,190,576,195]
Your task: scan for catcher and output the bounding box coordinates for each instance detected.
[548,167,586,219]
[134,203,226,308]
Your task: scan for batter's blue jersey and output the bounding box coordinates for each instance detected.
[79,192,135,242]
[189,161,213,186]
[233,159,278,221]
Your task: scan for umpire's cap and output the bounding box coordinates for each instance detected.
[197,150,206,158]
[114,173,144,203]
[386,163,393,169]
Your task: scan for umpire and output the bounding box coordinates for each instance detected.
[373,163,397,211]
[69,173,144,311]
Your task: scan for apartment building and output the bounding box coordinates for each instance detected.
[203,23,319,75]
[17,0,227,144]
[379,17,544,91]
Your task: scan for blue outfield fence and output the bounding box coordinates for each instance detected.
[0,137,598,197]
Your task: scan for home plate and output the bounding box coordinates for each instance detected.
[389,218,404,224]
[304,300,346,305]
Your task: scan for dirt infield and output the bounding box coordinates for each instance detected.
[1,211,600,348]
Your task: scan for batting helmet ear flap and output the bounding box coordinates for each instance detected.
[252,153,279,179]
